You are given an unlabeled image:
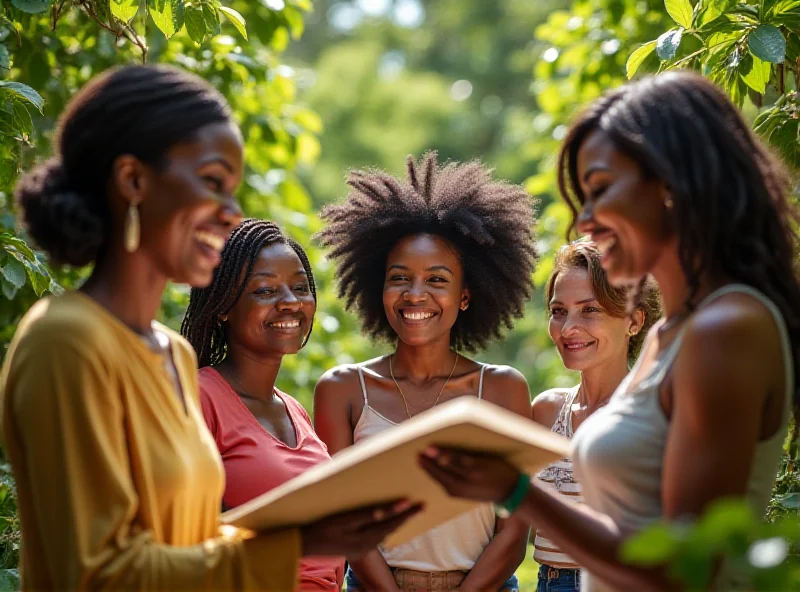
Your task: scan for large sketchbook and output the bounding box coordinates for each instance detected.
[222,396,571,547]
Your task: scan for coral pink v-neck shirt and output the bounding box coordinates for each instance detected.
[198,367,343,591]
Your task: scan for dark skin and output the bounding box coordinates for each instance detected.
[420,130,787,591]
[315,233,531,591]
[84,122,419,560]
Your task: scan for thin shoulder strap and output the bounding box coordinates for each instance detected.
[477,364,487,400]
[701,284,794,401]
[356,366,369,406]
[650,284,794,395]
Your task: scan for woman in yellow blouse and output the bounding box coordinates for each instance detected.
[0,65,419,591]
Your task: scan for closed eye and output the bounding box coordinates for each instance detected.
[293,284,310,293]
[389,274,409,282]
[203,176,224,193]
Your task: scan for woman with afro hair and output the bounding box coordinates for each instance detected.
[314,152,538,592]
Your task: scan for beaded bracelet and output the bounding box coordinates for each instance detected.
[494,473,530,519]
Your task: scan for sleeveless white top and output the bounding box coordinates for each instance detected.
[572,284,793,592]
[353,364,497,572]
[533,385,583,569]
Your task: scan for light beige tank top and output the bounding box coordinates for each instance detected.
[572,284,793,592]
[533,385,583,569]
[353,364,497,572]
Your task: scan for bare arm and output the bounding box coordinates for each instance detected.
[421,298,783,592]
[460,366,532,590]
[313,368,401,592]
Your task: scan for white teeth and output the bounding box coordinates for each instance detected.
[195,230,225,252]
[565,342,592,350]
[594,236,617,256]
[403,311,436,320]
[270,320,301,329]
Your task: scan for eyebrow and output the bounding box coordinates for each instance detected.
[549,297,598,306]
[582,164,611,183]
[387,264,454,274]
[198,156,234,174]
[250,270,308,279]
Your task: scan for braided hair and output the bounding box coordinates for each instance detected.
[317,151,538,352]
[181,219,317,367]
[15,65,231,267]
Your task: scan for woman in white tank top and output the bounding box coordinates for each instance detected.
[419,72,800,592]
[314,153,538,591]
[532,241,660,592]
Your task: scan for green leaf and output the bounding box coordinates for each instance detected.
[11,100,32,137]
[657,28,684,60]
[697,0,738,28]
[147,0,185,38]
[9,0,52,13]
[0,234,37,262]
[627,41,658,78]
[0,277,17,300]
[665,0,694,28]
[0,82,43,113]
[748,24,786,63]
[0,45,9,74]
[110,0,140,23]
[184,5,207,43]
[621,523,681,565]
[218,5,247,40]
[0,257,25,290]
[740,54,771,94]
[202,3,221,36]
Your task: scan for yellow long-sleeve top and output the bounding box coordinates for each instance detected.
[0,291,300,591]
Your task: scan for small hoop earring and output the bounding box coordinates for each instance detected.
[461,303,469,311]
[664,197,674,210]
[628,328,639,337]
[124,203,140,253]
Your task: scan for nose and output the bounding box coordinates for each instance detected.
[403,279,428,304]
[576,202,595,236]
[219,194,244,230]
[561,311,582,337]
[276,286,302,311]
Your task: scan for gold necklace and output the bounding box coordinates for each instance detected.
[389,352,460,419]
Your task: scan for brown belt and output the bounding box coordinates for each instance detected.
[391,567,467,591]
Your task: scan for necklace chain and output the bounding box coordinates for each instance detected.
[389,353,460,420]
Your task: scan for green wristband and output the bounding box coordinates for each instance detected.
[495,473,529,519]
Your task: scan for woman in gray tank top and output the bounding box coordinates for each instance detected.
[419,72,800,592]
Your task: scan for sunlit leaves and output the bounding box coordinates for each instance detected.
[665,0,694,28]
[147,0,185,38]
[627,41,658,78]
[110,0,139,23]
[218,6,247,40]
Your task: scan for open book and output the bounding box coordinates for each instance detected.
[222,396,571,547]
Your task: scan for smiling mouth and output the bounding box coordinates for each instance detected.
[195,230,226,253]
[564,341,595,352]
[592,234,618,260]
[268,320,302,329]
[401,310,437,321]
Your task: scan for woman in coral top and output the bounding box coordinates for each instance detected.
[182,218,344,591]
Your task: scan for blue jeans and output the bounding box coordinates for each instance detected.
[536,565,580,592]
[345,566,519,590]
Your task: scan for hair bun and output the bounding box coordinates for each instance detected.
[14,158,106,267]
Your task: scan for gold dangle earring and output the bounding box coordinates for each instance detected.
[124,203,140,253]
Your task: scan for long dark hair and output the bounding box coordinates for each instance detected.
[181,219,317,367]
[557,71,800,418]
